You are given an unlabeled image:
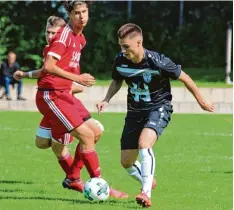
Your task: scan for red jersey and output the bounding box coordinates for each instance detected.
[37,24,86,90]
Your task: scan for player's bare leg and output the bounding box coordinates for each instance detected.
[70,118,103,178]
[67,119,128,198]
[62,124,98,193]
[35,136,51,149]
[68,123,100,181]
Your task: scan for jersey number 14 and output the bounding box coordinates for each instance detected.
[130,82,151,102]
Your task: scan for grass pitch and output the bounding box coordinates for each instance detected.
[0,112,232,210]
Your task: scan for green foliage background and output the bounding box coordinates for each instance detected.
[0,1,232,77]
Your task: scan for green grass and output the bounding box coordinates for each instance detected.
[0,112,232,210]
[22,68,233,88]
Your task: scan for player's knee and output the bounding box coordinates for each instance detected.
[86,131,95,145]
[121,159,133,169]
[83,130,95,144]
[35,136,51,149]
[94,128,102,143]
[74,127,95,145]
[138,142,149,149]
[138,139,157,149]
[51,142,68,158]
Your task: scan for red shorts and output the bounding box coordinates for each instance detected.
[36,90,91,145]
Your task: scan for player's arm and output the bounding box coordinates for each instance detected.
[178,70,214,112]
[13,68,43,80]
[71,82,84,94]
[44,55,95,87]
[103,80,123,102]
[96,79,123,114]
[155,53,214,112]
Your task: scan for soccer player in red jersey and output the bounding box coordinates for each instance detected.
[14,16,86,180]
[14,12,127,199]
[17,1,128,199]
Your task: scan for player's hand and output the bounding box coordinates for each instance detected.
[77,73,95,87]
[13,70,25,80]
[96,100,109,115]
[199,101,214,112]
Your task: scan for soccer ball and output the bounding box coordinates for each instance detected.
[83,177,110,201]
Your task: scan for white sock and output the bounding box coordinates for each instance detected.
[139,148,155,198]
[126,160,142,184]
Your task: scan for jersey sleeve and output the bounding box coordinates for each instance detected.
[154,53,181,80]
[47,26,70,60]
[111,56,124,81]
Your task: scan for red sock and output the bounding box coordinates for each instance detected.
[58,153,73,176]
[81,150,101,178]
[68,143,85,180]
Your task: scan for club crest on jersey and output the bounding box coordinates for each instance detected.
[143,72,152,83]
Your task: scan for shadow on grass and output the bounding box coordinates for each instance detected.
[0,189,23,193]
[0,180,33,184]
[0,195,138,208]
[104,200,140,209]
[0,195,91,204]
[209,170,233,174]
[0,180,139,208]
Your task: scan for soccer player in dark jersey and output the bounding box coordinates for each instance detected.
[97,23,214,207]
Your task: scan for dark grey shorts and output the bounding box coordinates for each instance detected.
[121,104,173,150]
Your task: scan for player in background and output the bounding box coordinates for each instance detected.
[96,23,214,207]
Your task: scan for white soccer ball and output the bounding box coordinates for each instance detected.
[83,177,110,201]
[94,119,104,132]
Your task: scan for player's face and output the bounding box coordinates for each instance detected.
[45,24,61,44]
[118,36,142,62]
[8,53,16,64]
[69,3,89,29]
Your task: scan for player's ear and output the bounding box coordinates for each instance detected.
[137,39,142,46]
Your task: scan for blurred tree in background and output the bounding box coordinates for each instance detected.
[0,1,232,78]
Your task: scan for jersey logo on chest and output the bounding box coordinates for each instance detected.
[143,72,152,83]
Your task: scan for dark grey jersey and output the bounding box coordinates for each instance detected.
[112,49,181,113]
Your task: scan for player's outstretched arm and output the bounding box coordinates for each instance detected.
[13,68,43,80]
[71,82,84,94]
[44,55,95,87]
[96,79,123,114]
[178,70,214,112]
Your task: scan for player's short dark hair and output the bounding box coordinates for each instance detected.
[46,16,66,27]
[64,0,91,13]
[117,23,142,39]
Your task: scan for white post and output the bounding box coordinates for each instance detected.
[179,0,184,26]
[225,21,233,84]
[127,0,132,20]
